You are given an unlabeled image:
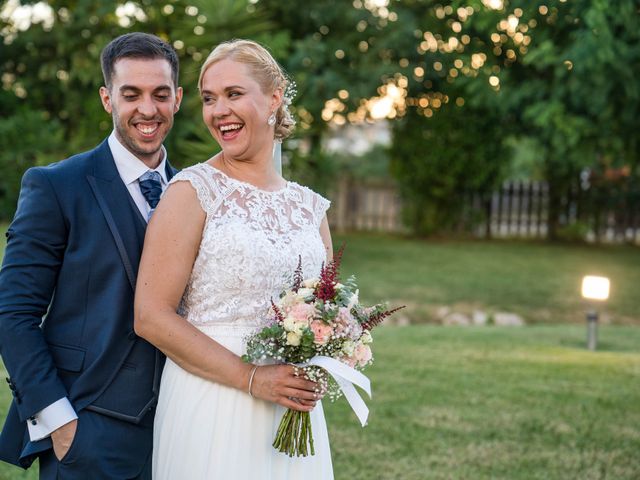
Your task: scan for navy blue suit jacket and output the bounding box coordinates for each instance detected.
[0,139,176,468]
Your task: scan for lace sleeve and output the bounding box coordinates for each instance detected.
[165,164,218,216]
[312,192,331,227]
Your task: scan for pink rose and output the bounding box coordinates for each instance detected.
[342,356,357,368]
[310,320,333,345]
[354,343,372,367]
[289,303,315,323]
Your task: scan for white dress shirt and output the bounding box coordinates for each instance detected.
[28,132,169,441]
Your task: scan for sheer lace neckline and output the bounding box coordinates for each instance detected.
[201,162,290,194]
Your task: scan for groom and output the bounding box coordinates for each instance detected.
[0,32,182,478]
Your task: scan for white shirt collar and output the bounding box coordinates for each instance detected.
[108,131,168,186]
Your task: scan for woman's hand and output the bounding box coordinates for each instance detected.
[250,364,322,412]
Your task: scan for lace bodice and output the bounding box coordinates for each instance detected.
[167,163,330,334]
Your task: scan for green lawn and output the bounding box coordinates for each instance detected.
[335,233,640,324]
[324,325,640,480]
[0,326,638,479]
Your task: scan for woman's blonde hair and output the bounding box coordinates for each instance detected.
[199,39,295,140]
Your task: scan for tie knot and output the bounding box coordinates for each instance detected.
[139,170,163,210]
[140,170,162,183]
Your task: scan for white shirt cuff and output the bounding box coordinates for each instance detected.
[27,397,78,442]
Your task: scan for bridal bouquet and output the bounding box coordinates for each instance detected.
[242,247,403,457]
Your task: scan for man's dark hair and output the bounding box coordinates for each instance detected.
[100,32,179,89]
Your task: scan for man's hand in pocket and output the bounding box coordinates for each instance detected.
[51,419,78,461]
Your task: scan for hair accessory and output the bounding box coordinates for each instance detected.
[283,80,297,107]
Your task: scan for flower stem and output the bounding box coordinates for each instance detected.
[272,409,315,457]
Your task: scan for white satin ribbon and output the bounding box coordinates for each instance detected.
[298,355,371,427]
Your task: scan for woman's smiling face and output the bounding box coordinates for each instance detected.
[201,58,280,161]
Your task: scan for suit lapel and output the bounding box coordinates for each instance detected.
[165,161,178,182]
[86,140,145,291]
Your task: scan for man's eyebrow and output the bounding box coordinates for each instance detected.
[119,85,141,93]
[119,85,173,92]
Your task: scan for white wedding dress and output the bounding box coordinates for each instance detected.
[152,163,334,479]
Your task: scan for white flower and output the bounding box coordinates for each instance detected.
[360,331,373,344]
[286,331,301,346]
[335,283,345,290]
[283,316,306,335]
[280,291,303,309]
[283,316,297,332]
[342,340,355,356]
[296,288,315,300]
[302,278,319,289]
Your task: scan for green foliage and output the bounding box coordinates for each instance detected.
[332,145,391,182]
[555,221,590,243]
[297,328,316,362]
[374,0,640,238]
[0,110,65,218]
[390,104,509,236]
[455,0,640,238]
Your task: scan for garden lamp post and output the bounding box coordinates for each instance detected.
[580,276,610,351]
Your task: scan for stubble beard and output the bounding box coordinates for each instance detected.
[113,111,168,163]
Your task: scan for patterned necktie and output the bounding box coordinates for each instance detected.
[139,170,163,219]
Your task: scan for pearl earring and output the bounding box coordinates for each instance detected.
[267,112,276,126]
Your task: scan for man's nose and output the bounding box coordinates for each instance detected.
[137,95,159,117]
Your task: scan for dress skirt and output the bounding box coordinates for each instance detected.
[152,325,334,479]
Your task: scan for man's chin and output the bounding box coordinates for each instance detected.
[123,138,164,160]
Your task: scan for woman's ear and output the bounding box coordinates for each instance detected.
[271,87,284,112]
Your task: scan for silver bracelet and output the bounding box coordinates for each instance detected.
[248,365,259,398]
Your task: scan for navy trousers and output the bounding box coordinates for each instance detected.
[38,410,153,480]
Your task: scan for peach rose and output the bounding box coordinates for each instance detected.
[354,343,372,367]
[310,320,333,345]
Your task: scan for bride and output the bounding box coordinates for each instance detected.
[134,39,334,479]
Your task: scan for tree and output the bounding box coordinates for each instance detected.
[391,101,509,236]
[449,0,640,238]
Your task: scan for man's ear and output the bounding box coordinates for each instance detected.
[99,86,112,114]
[174,86,183,113]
